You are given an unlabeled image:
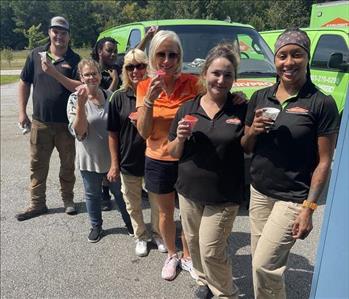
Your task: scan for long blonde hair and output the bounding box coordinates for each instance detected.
[121,49,148,91]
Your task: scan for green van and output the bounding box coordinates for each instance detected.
[98,19,277,99]
[261,27,349,115]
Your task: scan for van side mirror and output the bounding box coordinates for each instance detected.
[328,53,349,71]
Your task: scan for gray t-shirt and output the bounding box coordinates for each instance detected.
[67,90,112,173]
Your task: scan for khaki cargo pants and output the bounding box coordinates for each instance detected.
[29,119,75,208]
[179,194,240,298]
[120,173,160,240]
[250,185,302,299]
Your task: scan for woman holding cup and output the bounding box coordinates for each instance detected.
[168,43,246,298]
[107,49,161,257]
[241,28,339,298]
[67,59,132,243]
[136,30,198,281]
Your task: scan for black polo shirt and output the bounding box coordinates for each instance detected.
[169,93,247,205]
[245,80,339,203]
[107,88,146,177]
[20,43,80,123]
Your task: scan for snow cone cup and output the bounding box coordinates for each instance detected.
[262,107,280,121]
[184,115,198,131]
[38,51,47,63]
[262,107,280,132]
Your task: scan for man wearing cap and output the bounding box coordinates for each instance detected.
[16,16,81,221]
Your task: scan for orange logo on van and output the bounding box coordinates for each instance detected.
[322,18,349,28]
[233,80,273,88]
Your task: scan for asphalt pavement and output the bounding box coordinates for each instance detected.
[0,81,328,298]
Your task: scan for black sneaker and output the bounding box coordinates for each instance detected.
[88,226,102,243]
[15,206,48,221]
[194,285,214,299]
[125,222,134,237]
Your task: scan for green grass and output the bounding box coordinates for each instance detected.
[0,75,19,85]
[0,48,92,70]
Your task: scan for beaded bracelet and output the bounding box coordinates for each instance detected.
[144,99,154,109]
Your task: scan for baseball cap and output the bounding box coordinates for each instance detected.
[49,16,70,31]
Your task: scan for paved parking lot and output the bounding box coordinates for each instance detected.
[1,82,327,298]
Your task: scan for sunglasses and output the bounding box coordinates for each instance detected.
[125,63,147,71]
[156,52,179,60]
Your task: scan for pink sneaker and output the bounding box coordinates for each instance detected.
[161,254,179,281]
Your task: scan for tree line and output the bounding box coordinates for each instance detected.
[1,0,327,50]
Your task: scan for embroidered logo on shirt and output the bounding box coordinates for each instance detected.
[226,118,241,125]
[286,107,309,115]
[61,63,72,69]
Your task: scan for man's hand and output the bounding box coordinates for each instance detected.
[292,208,313,240]
[41,58,57,77]
[18,111,31,128]
[107,166,120,182]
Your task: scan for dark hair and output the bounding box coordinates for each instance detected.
[91,37,118,62]
[198,42,240,93]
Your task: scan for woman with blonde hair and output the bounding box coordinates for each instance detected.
[136,30,198,281]
[168,42,245,298]
[107,49,161,257]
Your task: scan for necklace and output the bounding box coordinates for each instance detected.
[88,89,105,108]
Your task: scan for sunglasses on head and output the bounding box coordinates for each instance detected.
[125,63,147,71]
[156,52,179,59]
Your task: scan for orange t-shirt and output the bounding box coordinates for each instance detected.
[136,73,199,161]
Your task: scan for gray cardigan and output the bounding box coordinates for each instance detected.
[67,89,112,173]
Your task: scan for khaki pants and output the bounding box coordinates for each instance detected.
[250,185,302,299]
[120,173,160,241]
[179,194,240,299]
[30,119,75,208]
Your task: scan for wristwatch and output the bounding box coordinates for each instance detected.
[302,200,318,210]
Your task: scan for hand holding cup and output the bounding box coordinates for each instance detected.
[262,107,280,132]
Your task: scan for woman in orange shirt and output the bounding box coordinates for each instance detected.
[136,30,198,281]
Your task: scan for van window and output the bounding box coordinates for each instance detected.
[127,29,141,51]
[311,34,349,72]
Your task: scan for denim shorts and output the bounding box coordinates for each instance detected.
[144,157,178,194]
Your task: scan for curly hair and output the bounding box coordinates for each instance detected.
[91,37,118,62]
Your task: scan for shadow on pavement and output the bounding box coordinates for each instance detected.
[229,232,314,298]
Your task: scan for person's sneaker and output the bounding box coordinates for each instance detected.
[153,237,167,253]
[64,202,77,215]
[15,206,48,221]
[180,257,198,280]
[161,254,179,281]
[194,285,214,299]
[88,226,102,243]
[101,199,112,211]
[135,240,148,257]
[125,222,134,237]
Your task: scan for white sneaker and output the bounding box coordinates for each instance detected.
[153,237,168,253]
[180,257,198,280]
[135,240,148,257]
